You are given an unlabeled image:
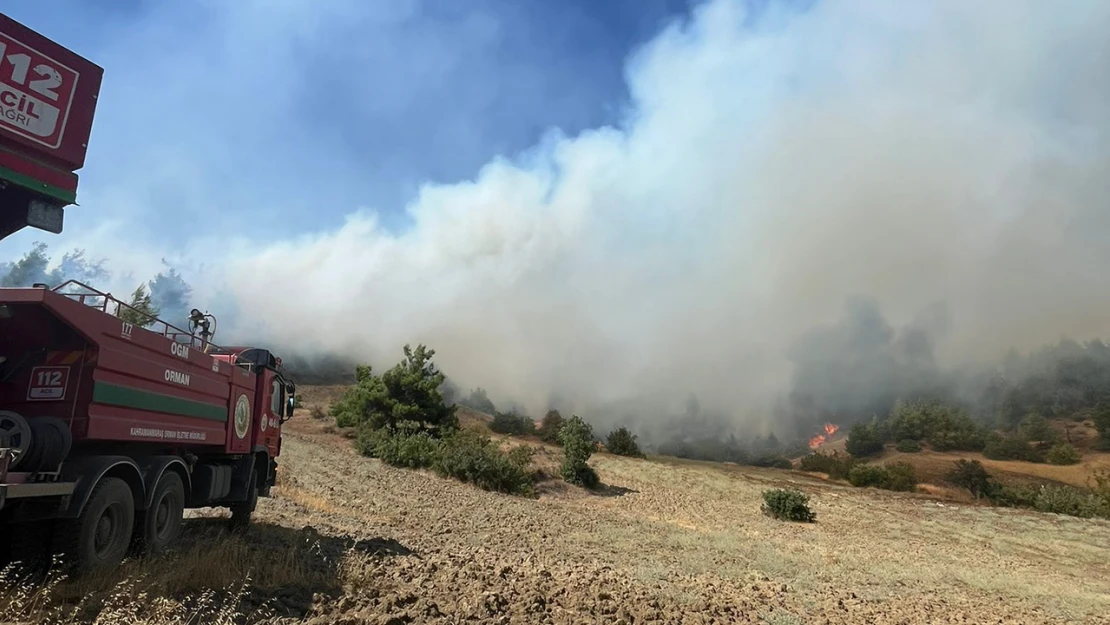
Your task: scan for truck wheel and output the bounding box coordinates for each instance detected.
[56,477,135,574]
[228,470,257,532]
[134,471,184,555]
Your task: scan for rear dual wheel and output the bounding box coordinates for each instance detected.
[57,472,185,574]
[133,471,185,555]
[55,477,135,574]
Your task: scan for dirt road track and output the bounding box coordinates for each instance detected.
[246,418,1110,625]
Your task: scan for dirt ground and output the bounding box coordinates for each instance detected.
[4,395,1110,625]
[265,412,1110,624]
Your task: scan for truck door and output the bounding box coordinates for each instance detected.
[254,369,283,455]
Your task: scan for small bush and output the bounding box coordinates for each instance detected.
[507,444,536,469]
[355,425,534,496]
[752,456,794,470]
[490,410,536,436]
[884,462,918,491]
[983,434,1045,463]
[559,415,599,488]
[847,462,917,492]
[845,423,884,457]
[309,405,327,420]
[989,483,1038,508]
[895,439,921,453]
[925,426,987,452]
[1046,442,1081,465]
[355,425,438,469]
[1018,414,1057,443]
[761,488,816,522]
[459,387,497,415]
[1029,484,1110,518]
[605,427,645,458]
[986,473,1110,520]
[946,459,995,498]
[798,451,856,480]
[847,464,888,489]
[433,429,535,496]
[537,410,566,445]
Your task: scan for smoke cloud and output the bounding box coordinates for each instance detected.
[9,0,1105,438]
[217,0,1110,432]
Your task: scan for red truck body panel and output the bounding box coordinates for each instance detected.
[0,14,103,172]
[0,286,285,458]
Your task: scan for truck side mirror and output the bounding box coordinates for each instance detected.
[285,395,296,420]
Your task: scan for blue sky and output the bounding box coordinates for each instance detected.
[2,0,696,245]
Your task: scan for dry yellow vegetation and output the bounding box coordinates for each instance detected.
[2,388,1108,624]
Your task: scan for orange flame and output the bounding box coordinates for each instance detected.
[807,423,841,449]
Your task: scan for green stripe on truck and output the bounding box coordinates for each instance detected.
[93,382,228,422]
[0,164,78,205]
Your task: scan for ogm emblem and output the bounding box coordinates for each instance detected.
[234,394,250,439]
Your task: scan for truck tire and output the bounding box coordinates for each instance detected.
[229,469,257,532]
[0,410,32,469]
[133,471,184,555]
[55,477,135,574]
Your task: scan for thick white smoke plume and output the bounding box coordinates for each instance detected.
[225,0,1110,426]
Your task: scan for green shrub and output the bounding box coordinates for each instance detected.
[798,451,856,480]
[884,462,919,491]
[847,462,917,492]
[895,439,921,453]
[432,429,535,496]
[1030,484,1110,519]
[946,459,995,499]
[537,410,566,445]
[459,387,497,414]
[355,425,438,469]
[888,399,986,451]
[989,483,1039,508]
[761,488,816,522]
[1018,414,1057,443]
[558,415,599,488]
[1046,442,1081,465]
[605,427,645,458]
[330,344,458,434]
[983,434,1045,463]
[926,427,987,452]
[507,444,536,469]
[355,424,534,496]
[1092,405,1110,440]
[986,473,1110,520]
[845,423,884,457]
[753,456,794,470]
[490,410,536,436]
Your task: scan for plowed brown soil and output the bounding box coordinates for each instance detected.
[4,398,1110,625]
[243,411,1110,625]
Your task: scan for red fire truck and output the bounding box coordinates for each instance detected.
[0,13,297,574]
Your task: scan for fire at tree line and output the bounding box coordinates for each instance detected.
[5,243,1110,521]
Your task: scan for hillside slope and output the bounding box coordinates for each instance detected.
[5,402,1109,624]
[275,417,1110,624]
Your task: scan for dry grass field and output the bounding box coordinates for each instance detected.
[2,387,1109,624]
